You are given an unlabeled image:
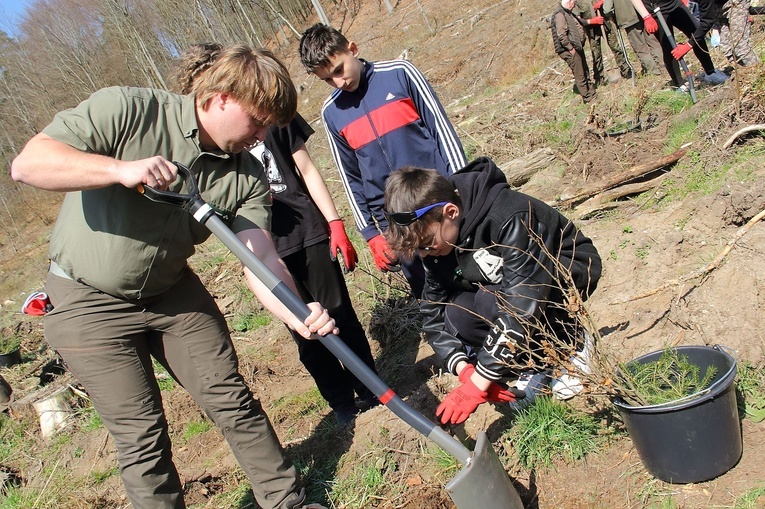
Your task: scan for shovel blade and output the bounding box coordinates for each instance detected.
[445,431,524,509]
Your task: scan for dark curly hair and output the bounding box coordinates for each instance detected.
[383,167,461,260]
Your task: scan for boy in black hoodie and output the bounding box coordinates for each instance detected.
[383,158,602,424]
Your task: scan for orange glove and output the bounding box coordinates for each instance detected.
[458,364,522,404]
[367,235,398,272]
[328,219,357,272]
[593,0,604,10]
[671,42,692,60]
[642,14,658,33]
[436,378,489,425]
[589,15,605,25]
[681,0,689,5]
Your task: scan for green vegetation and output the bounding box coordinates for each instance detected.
[80,406,104,431]
[637,480,679,509]
[664,117,699,153]
[660,153,729,203]
[646,89,693,116]
[635,244,651,262]
[182,417,214,442]
[737,361,765,422]
[429,444,461,483]
[619,347,717,406]
[268,387,328,428]
[734,484,765,509]
[152,359,176,391]
[90,465,119,484]
[0,331,20,355]
[330,452,401,507]
[231,310,272,332]
[503,397,600,470]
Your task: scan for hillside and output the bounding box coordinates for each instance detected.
[2,0,765,508]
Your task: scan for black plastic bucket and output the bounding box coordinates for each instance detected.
[0,348,22,369]
[613,345,741,484]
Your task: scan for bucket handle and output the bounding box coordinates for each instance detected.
[616,344,737,411]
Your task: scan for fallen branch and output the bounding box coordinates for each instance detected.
[722,124,765,150]
[553,144,690,208]
[612,207,765,303]
[574,173,668,219]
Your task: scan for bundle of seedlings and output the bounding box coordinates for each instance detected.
[616,346,718,407]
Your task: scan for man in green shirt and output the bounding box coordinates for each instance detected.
[11,44,331,509]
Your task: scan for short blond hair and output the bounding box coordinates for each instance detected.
[191,44,297,127]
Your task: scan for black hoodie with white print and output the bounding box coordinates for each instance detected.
[420,157,602,381]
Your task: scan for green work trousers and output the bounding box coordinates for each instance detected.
[44,268,302,509]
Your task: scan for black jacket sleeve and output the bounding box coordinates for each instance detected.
[420,267,470,375]
[473,213,556,381]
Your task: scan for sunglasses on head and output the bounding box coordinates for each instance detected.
[384,201,449,226]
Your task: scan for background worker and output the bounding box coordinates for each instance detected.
[553,0,599,103]
[299,23,467,299]
[11,44,332,509]
[631,0,729,87]
[714,0,761,66]
[172,43,380,428]
[605,0,665,75]
[576,0,633,83]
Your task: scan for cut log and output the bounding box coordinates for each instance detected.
[32,386,74,438]
[500,147,557,187]
[574,173,669,219]
[553,144,690,208]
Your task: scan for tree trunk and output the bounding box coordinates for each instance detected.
[500,147,557,188]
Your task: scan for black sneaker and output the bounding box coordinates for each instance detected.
[507,370,551,413]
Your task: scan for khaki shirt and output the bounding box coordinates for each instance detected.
[44,86,271,299]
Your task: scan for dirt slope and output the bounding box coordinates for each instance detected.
[2,0,765,508]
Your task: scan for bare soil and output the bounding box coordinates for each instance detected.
[2,0,765,508]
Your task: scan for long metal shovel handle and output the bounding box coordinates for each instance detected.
[653,7,698,103]
[612,18,636,86]
[138,163,472,465]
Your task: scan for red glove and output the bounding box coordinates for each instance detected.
[436,379,489,425]
[671,42,692,60]
[328,219,357,272]
[458,364,520,404]
[680,0,689,5]
[367,235,398,272]
[593,0,604,10]
[642,14,658,33]
[589,15,605,25]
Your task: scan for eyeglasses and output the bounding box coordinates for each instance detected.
[417,221,443,252]
[384,202,449,226]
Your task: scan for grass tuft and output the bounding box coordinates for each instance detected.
[329,452,400,507]
[504,397,600,471]
[182,417,214,442]
[734,484,765,509]
[737,360,765,422]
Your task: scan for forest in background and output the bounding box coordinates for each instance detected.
[0,0,364,251]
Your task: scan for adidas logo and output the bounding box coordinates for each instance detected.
[385,92,396,101]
